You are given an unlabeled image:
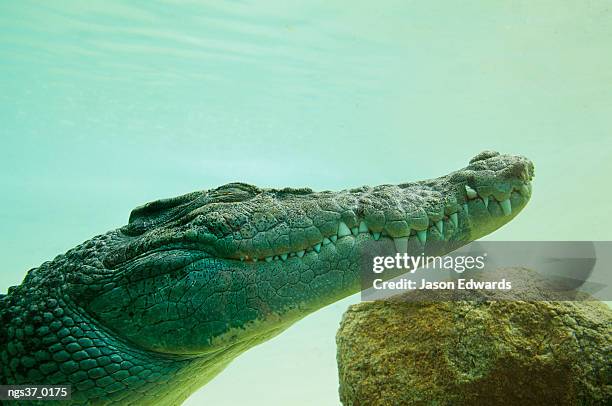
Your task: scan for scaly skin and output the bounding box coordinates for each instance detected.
[0,151,534,405]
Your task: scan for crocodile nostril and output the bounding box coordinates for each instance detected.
[469,150,500,164]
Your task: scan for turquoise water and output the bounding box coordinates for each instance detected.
[1,1,611,404]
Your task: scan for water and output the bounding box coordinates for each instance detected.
[1,1,611,404]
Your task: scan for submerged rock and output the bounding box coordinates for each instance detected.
[337,269,611,405]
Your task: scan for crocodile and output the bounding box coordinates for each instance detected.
[0,151,533,405]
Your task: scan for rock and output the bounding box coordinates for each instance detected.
[337,269,612,405]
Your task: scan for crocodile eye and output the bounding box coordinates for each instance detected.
[124,191,202,236]
[469,150,500,164]
[207,182,261,203]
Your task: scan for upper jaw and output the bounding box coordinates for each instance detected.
[172,154,532,262]
[107,151,533,266]
[226,181,532,264]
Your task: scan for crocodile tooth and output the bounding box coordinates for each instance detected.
[314,243,321,253]
[281,253,288,261]
[450,213,458,228]
[394,237,408,253]
[416,230,427,244]
[265,256,273,262]
[500,199,511,216]
[435,220,443,234]
[351,227,359,236]
[330,235,338,242]
[358,221,368,233]
[322,237,331,245]
[297,250,305,258]
[253,257,258,262]
[462,203,469,215]
[273,256,279,261]
[482,196,489,208]
[240,256,245,261]
[338,222,351,238]
[465,185,478,199]
[372,232,381,241]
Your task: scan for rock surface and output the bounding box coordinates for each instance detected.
[337,269,611,405]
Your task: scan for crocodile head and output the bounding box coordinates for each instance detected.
[72,151,533,357]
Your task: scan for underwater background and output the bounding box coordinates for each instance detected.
[1,1,611,404]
